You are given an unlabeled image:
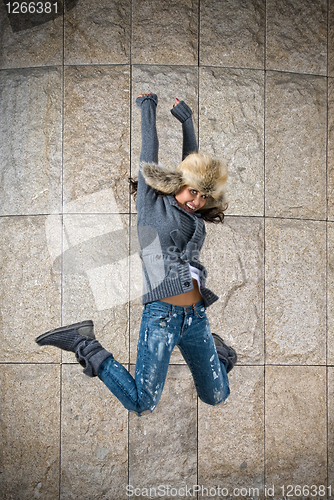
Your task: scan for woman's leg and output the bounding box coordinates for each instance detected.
[136,93,159,164]
[98,303,180,415]
[177,309,230,405]
[36,308,179,415]
[171,99,198,160]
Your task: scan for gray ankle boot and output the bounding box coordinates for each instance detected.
[212,333,237,374]
[35,320,112,377]
[75,339,112,377]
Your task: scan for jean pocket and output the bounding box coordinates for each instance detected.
[146,305,172,323]
[196,306,206,319]
[149,310,171,322]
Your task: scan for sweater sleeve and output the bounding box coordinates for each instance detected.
[171,100,198,160]
[135,94,160,215]
[135,166,158,214]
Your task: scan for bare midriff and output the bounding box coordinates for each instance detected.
[160,279,202,307]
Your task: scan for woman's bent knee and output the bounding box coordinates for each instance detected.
[200,386,230,406]
[134,392,158,415]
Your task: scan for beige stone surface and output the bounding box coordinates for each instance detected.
[0,364,60,500]
[2,1,334,497]
[132,0,198,65]
[198,367,264,496]
[329,1,334,76]
[0,1,63,68]
[328,223,334,363]
[265,366,327,488]
[61,214,130,364]
[61,365,128,499]
[328,79,334,220]
[0,67,62,216]
[265,219,326,365]
[129,365,197,497]
[65,0,130,65]
[131,65,198,182]
[63,65,130,214]
[199,67,264,216]
[328,367,334,487]
[203,217,264,364]
[265,72,327,219]
[200,0,265,69]
[0,215,61,363]
[266,0,327,75]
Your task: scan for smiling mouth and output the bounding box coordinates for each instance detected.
[185,203,197,212]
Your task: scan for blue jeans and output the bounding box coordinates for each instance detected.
[98,300,230,415]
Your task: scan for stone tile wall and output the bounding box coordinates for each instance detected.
[0,0,333,499]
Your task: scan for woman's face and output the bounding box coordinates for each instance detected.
[175,186,207,213]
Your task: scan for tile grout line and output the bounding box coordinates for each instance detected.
[1,361,331,367]
[326,0,329,492]
[59,2,65,498]
[263,0,268,490]
[128,0,133,490]
[1,63,331,78]
[1,212,332,223]
[197,1,201,496]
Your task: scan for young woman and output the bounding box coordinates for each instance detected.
[35,93,237,416]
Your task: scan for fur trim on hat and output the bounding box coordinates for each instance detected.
[140,162,183,194]
[140,153,228,209]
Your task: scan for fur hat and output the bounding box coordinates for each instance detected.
[141,153,228,209]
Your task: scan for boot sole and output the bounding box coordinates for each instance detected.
[35,320,95,343]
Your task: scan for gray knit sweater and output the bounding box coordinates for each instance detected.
[136,168,219,308]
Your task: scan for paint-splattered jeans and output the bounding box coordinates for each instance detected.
[98,300,230,415]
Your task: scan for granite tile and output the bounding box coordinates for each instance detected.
[198,367,264,498]
[265,366,327,489]
[131,0,198,65]
[128,365,197,498]
[329,1,334,77]
[328,79,334,220]
[202,217,264,364]
[265,219,326,365]
[200,0,265,69]
[199,67,264,216]
[64,0,130,65]
[265,72,327,219]
[61,364,128,500]
[266,0,327,75]
[63,65,130,214]
[0,364,60,500]
[129,297,145,365]
[131,65,198,182]
[62,214,130,364]
[0,67,62,216]
[328,223,334,363]
[328,367,334,489]
[0,0,63,69]
[0,215,61,363]
[128,213,145,362]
